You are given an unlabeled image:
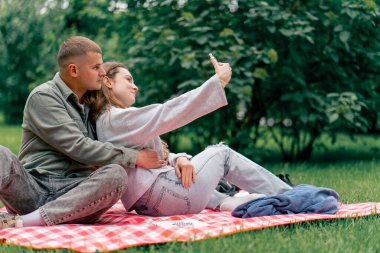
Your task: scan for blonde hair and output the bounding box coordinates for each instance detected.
[57,36,102,68]
[84,61,170,161]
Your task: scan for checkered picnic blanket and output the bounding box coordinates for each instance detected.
[0,201,379,253]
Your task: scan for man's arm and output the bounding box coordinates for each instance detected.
[24,91,162,168]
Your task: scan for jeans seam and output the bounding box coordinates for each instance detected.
[39,207,52,225]
[140,173,171,208]
[224,147,231,177]
[194,151,223,176]
[142,174,163,206]
[152,186,191,215]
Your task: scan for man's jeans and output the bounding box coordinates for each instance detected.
[0,146,128,225]
[133,143,292,216]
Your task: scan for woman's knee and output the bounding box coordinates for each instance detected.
[191,143,230,176]
[205,142,229,153]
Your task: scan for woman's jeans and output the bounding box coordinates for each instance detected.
[0,146,128,225]
[133,144,292,216]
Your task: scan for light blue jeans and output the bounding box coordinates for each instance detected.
[0,146,128,225]
[132,144,292,216]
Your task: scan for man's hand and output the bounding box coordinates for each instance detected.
[136,149,167,169]
[175,157,195,188]
[210,54,232,88]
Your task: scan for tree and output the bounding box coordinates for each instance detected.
[0,0,64,124]
[0,0,378,162]
[103,0,379,161]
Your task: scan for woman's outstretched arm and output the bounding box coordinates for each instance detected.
[97,74,228,148]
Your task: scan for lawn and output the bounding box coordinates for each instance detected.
[0,125,22,154]
[0,125,380,252]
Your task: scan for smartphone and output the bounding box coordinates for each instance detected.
[209,53,218,62]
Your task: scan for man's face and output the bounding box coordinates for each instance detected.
[76,52,105,91]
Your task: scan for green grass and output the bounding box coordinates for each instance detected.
[0,125,22,154]
[254,132,380,163]
[1,125,380,252]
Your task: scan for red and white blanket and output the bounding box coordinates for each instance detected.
[1,201,379,253]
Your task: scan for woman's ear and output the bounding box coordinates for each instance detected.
[103,76,113,89]
[67,64,79,77]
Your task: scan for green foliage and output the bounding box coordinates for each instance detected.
[0,0,378,161]
[255,0,380,161]
[0,0,64,124]
[326,92,369,131]
[113,0,380,161]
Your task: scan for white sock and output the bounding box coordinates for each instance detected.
[21,209,46,227]
[219,193,266,212]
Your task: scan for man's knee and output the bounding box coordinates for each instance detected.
[0,146,18,176]
[98,164,128,187]
[0,145,14,159]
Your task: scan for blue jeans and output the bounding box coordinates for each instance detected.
[132,144,292,216]
[0,146,128,225]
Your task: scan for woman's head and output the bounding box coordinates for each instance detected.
[84,61,138,124]
[102,62,139,108]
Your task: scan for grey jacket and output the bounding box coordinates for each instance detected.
[96,75,228,211]
[19,73,138,176]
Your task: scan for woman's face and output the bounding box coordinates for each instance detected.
[110,68,138,108]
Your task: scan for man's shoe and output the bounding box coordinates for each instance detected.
[277,173,295,187]
[0,213,22,229]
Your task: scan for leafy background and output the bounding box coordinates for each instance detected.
[0,0,379,162]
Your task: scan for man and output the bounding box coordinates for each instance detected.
[0,36,165,228]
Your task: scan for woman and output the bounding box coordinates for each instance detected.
[86,57,292,216]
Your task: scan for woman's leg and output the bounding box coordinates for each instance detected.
[196,143,292,210]
[134,143,291,216]
[133,145,230,216]
[213,143,292,195]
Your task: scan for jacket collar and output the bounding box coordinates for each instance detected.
[53,72,78,101]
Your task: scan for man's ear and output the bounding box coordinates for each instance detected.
[67,64,79,77]
[103,76,113,89]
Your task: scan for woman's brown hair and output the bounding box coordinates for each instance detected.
[84,62,126,125]
[84,61,170,160]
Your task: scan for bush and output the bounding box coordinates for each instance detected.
[0,0,378,161]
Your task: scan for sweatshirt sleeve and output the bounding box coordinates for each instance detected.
[97,75,228,148]
[168,152,193,167]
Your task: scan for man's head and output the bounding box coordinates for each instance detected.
[57,36,102,69]
[57,36,105,99]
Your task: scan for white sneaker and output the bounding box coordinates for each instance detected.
[0,213,23,229]
[220,193,266,212]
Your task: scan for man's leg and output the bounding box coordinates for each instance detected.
[0,146,128,226]
[39,164,128,225]
[0,146,47,228]
[0,146,45,215]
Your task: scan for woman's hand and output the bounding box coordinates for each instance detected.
[175,157,195,188]
[136,149,167,168]
[210,54,232,88]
